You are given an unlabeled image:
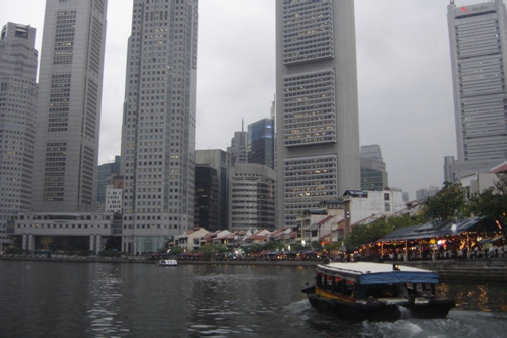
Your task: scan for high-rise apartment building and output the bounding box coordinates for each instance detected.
[248,118,274,169]
[275,0,360,227]
[121,0,198,253]
[447,0,507,178]
[0,23,38,250]
[32,0,108,212]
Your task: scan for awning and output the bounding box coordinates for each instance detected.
[377,217,500,243]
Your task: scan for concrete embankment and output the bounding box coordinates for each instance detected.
[402,259,507,283]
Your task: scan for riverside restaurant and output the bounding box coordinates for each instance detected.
[358,217,504,261]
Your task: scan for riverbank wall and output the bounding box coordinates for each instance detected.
[1,255,506,282]
[402,259,507,283]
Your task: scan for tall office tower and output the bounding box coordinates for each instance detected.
[447,0,507,178]
[96,155,121,207]
[194,164,219,231]
[360,145,383,162]
[196,149,229,230]
[0,23,38,250]
[32,0,108,212]
[360,145,388,191]
[229,122,248,167]
[248,118,274,169]
[121,0,198,253]
[275,0,360,227]
[229,163,276,231]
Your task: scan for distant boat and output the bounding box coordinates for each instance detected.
[157,258,178,267]
[301,262,454,321]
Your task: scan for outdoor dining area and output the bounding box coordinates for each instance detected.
[356,217,505,262]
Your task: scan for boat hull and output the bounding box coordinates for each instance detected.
[306,292,454,321]
[157,259,178,266]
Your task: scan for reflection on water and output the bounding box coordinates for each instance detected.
[85,264,129,337]
[0,261,506,338]
[437,281,507,313]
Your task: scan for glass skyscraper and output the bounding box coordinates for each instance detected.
[121,0,198,253]
[248,118,274,169]
[275,0,360,227]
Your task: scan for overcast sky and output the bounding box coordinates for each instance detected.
[0,0,487,199]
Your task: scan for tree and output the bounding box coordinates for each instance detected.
[344,215,420,249]
[424,182,467,220]
[468,175,507,226]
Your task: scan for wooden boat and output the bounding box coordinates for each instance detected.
[301,262,454,321]
[157,258,178,266]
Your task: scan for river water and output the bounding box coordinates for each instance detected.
[0,260,505,337]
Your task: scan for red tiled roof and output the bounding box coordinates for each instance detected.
[491,161,507,174]
[317,214,335,225]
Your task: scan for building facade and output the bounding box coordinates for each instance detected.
[343,189,406,237]
[248,118,274,169]
[0,23,38,250]
[194,165,219,231]
[447,0,507,177]
[229,163,276,231]
[120,0,198,254]
[229,128,248,167]
[275,0,360,227]
[97,155,121,207]
[10,212,119,253]
[195,149,229,230]
[360,145,388,191]
[105,183,123,214]
[32,0,108,212]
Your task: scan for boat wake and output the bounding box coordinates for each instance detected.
[362,310,507,338]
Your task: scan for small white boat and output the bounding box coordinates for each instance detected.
[157,258,178,266]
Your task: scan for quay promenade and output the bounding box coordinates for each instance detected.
[1,254,506,282]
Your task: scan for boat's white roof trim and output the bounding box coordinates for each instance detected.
[317,262,433,275]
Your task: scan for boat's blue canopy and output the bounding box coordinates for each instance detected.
[357,271,439,285]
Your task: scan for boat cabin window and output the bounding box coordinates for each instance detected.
[356,284,409,299]
[317,272,355,297]
[342,280,355,297]
[406,283,435,297]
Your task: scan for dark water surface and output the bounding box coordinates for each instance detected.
[0,260,505,337]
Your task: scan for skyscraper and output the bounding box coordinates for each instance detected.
[96,155,121,207]
[121,0,198,253]
[194,164,219,231]
[196,149,229,230]
[248,118,274,169]
[447,0,507,177]
[229,124,248,167]
[32,0,108,212]
[0,23,38,250]
[275,0,360,227]
[360,145,388,191]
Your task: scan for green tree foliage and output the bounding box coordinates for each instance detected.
[344,214,420,249]
[424,182,467,221]
[468,175,507,226]
[198,243,228,254]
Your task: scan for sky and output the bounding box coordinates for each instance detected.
[0,0,485,200]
